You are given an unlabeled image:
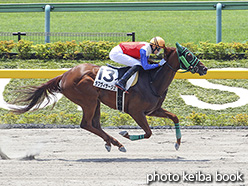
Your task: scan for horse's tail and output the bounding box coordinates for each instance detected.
[11,75,63,114]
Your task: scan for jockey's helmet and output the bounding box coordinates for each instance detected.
[150,36,165,55]
[150,36,165,49]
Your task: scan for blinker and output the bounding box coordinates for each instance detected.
[175,42,200,73]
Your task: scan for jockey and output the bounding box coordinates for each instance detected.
[109,36,166,93]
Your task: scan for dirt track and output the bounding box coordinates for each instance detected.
[0,128,248,186]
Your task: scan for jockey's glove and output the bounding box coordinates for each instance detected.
[159,59,166,66]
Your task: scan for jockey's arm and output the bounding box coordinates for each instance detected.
[140,49,159,70]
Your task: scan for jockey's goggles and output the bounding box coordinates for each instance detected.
[151,45,162,56]
[156,47,162,56]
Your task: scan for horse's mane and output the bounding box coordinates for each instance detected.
[148,47,176,65]
[164,47,176,59]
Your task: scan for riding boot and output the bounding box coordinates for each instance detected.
[115,65,141,93]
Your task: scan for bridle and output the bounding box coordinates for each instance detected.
[162,42,200,73]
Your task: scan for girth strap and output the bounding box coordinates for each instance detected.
[116,89,125,112]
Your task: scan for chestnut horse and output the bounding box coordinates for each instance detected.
[11,43,207,152]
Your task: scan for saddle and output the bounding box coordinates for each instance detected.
[107,64,138,85]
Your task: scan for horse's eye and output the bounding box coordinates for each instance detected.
[186,53,193,61]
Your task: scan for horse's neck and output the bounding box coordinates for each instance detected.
[151,48,179,96]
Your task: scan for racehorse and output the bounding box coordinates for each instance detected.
[11,43,207,152]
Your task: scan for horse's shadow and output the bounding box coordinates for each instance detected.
[48,157,210,163]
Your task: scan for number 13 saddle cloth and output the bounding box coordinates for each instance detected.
[93,65,138,92]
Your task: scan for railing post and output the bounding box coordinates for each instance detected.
[13,31,26,41]
[45,5,51,43]
[216,3,222,43]
[127,32,135,42]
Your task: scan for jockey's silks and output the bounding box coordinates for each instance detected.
[119,42,147,59]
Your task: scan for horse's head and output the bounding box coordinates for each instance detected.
[175,42,207,76]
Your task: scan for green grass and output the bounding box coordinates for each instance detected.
[0,59,248,126]
[0,8,248,44]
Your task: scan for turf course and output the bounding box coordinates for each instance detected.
[0,0,248,126]
[0,59,247,127]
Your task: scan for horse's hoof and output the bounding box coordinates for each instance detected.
[119,131,128,137]
[175,143,180,150]
[119,146,126,152]
[105,144,111,152]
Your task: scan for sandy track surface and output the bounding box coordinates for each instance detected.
[0,128,248,186]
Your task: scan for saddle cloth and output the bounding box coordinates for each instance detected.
[93,65,138,92]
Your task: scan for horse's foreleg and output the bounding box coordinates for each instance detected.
[120,112,152,141]
[148,108,181,150]
[148,108,179,123]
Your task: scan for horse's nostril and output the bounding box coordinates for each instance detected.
[201,67,208,75]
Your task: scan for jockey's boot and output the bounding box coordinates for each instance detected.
[115,65,141,93]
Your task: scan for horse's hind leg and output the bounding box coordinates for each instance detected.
[91,100,126,152]
[62,72,125,152]
[148,108,181,150]
[80,105,111,151]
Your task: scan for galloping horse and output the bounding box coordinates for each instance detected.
[11,43,207,152]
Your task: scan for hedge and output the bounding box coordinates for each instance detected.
[182,41,248,60]
[0,40,117,60]
[1,40,248,60]
[0,111,247,126]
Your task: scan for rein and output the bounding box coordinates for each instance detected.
[148,61,176,98]
[149,71,162,98]
[165,62,177,73]
[148,48,178,98]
